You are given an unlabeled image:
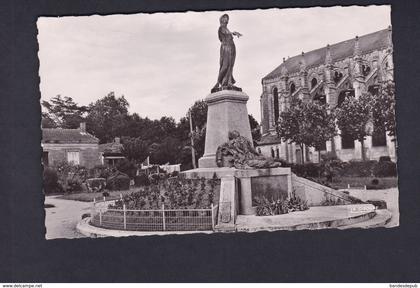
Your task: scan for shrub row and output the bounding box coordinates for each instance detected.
[289,159,397,178]
[43,162,131,195]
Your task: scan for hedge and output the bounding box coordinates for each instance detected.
[290,160,397,178]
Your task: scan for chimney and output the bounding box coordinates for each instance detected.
[115,137,120,144]
[79,122,86,132]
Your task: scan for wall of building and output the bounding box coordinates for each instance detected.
[42,143,100,169]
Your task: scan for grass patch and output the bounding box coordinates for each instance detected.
[57,188,137,202]
[44,203,55,208]
[329,176,398,190]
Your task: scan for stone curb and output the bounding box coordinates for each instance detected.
[338,209,393,230]
[76,217,214,238]
[236,208,377,233]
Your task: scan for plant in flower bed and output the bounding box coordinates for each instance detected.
[109,176,219,210]
[95,176,221,231]
[254,193,308,216]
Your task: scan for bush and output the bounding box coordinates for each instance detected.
[290,163,321,178]
[254,194,308,216]
[116,159,137,179]
[88,165,113,179]
[106,172,131,191]
[43,167,62,194]
[170,171,180,178]
[373,161,397,177]
[340,160,377,177]
[54,162,87,193]
[379,156,392,162]
[134,173,150,187]
[86,178,106,192]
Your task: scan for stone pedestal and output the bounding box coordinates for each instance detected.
[198,90,253,168]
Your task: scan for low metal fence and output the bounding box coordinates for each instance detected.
[90,200,218,232]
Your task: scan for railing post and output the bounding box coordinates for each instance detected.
[211,203,215,230]
[99,209,102,226]
[162,204,166,231]
[123,204,127,230]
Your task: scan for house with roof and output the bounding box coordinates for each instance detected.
[258,27,395,163]
[99,137,125,166]
[42,122,100,168]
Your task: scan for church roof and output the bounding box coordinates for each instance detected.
[42,128,99,144]
[263,28,390,81]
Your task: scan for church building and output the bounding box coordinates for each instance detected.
[258,27,395,163]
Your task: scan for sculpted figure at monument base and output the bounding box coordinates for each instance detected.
[215,130,282,169]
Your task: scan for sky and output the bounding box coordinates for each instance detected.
[37,5,391,122]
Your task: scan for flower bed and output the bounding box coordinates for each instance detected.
[90,176,221,232]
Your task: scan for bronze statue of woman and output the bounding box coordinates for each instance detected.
[211,14,243,92]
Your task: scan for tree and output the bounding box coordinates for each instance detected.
[42,95,88,128]
[277,98,336,164]
[304,102,337,162]
[85,92,129,143]
[335,93,375,161]
[373,80,396,138]
[149,136,183,165]
[248,114,261,143]
[41,112,57,128]
[176,100,209,168]
[188,100,208,130]
[121,137,150,165]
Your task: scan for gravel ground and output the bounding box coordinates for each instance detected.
[44,196,92,239]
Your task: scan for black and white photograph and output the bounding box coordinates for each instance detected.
[38,5,398,240]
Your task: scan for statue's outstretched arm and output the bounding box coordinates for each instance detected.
[232,31,243,37]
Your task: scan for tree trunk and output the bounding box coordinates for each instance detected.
[301,144,305,164]
[361,139,366,161]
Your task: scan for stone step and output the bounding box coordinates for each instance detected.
[337,209,392,230]
[235,204,376,233]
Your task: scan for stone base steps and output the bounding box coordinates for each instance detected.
[235,204,389,233]
[338,209,392,230]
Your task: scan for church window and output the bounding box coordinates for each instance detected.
[338,89,354,106]
[368,85,379,96]
[271,147,275,158]
[333,71,343,83]
[273,87,279,125]
[316,141,327,151]
[362,65,371,77]
[290,83,296,95]
[313,93,326,105]
[311,78,318,89]
[341,129,355,149]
